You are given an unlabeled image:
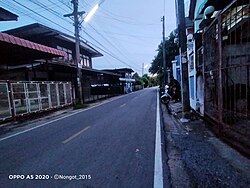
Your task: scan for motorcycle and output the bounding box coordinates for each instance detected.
[160,85,172,105]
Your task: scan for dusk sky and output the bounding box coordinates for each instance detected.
[0,0,177,75]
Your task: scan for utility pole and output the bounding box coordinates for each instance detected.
[162,16,167,87]
[176,0,190,114]
[64,0,85,104]
[142,63,144,76]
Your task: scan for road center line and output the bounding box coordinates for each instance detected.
[0,93,135,143]
[119,103,126,108]
[154,90,163,188]
[62,126,90,144]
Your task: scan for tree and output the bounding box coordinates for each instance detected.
[149,31,179,84]
[149,75,159,86]
[132,72,143,85]
[141,74,149,87]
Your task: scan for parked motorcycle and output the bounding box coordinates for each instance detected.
[160,79,181,114]
[160,85,172,105]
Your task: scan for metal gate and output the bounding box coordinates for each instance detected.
[0,81,73,122]
[204,1,250,131]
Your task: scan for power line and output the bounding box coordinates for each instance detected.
[29,0,64,17]
[99,14,159,26]
[88,22,155,65]
[0,1,45,17]
[83,0,158,26]
[47,0,71,12]
[11,0,75,35]
[57,0,72,10]
[0,1,52,26]
[28,0,73,24]
[80,33,141,72]
[4,0,142,72]
[87,23,140,66]
[97,30,160,39]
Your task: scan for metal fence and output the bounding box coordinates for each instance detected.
[203,0,250,129]
[0,81,73,122]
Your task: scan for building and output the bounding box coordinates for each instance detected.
[188,0,250,155]
[172,55,181,84]
[103,68,135,93]
[0,9,74,121]
[2,23,122,102]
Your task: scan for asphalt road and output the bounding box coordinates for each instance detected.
[0,88,164,188]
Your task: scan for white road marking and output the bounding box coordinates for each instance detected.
[62,126,90,144]
[154,90,164,188]
[0,93,134,142]
[119,103,126,108]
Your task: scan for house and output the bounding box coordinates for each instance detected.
[0,9,75,121]
[188,0,250,155]
[103,68,135,93]
[2,23,122,102]
[171,55,181,84]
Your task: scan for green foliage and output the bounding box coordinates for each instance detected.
[132,73,159,87]
[149,75,160,86]
[141,74,149,87]
[132,72,144,86]
[149,31,179,83]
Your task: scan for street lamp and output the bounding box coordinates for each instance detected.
[84,4,99,23]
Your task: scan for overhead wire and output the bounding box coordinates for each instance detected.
[97,30,160,39]
[28,0,74,24]
[57,0,72,10]
[11,0,75,35]
[29,0,67,19]
[4,0,142,71]
[0,1,48,17]
[79,0,142,71]
[0,1,52,26]
[87,23,141,66]
[47,0,71,12]
[80,33,141,72]
[88,22,155,66]
[83,0,158,26]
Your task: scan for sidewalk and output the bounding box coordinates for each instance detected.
[161,102,250,188]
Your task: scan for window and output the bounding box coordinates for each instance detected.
[57,46,73,63]
[80,55,90,68]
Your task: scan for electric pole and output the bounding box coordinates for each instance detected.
[142,63,144,76]
[176,0,190,114]
[162,16,167,87]
[64,0,85,104]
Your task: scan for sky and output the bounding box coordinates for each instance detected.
[0,0,177,76]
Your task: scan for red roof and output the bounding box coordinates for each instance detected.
[0,32,67,57]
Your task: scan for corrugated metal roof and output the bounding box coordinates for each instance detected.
[0,32,67,57]
[4,23,103,58]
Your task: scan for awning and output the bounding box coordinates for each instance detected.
[0,32,67,57]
